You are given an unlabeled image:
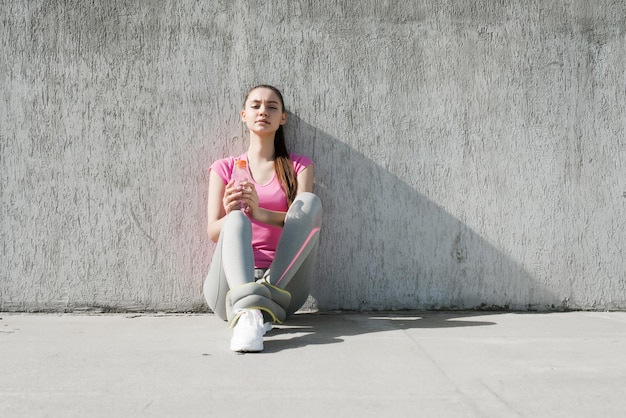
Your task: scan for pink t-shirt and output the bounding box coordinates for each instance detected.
[210,153,313,268]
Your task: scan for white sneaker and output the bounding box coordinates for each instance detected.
[230,309,264,353]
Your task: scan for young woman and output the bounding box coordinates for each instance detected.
[203,85,322,353]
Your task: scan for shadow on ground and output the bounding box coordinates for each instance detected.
[263,311,498,353]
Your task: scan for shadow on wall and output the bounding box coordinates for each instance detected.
[285,114,556,312]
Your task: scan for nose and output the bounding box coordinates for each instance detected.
[259,106,268,116]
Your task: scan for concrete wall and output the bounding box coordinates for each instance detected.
[1,0,625,312]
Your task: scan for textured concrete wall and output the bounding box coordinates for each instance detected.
[1,0,625,312]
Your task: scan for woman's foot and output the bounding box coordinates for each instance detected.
[230,309,265,353]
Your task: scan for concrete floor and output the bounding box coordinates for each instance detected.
[1,311,625,417]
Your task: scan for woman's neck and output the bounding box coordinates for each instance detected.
[247,133,275,162]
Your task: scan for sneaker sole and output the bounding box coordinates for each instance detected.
[230,342,264,353]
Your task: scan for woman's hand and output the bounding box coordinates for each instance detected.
[214,175,291,231]
[239,180,259,217]
[222,179,247,214]
[223,179,259,216]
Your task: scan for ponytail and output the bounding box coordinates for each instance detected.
[273,124,298,205]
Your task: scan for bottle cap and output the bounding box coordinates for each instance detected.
[235,159,247,169]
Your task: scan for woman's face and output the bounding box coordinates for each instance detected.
[241,87,287,135]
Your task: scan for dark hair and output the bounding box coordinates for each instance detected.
[243,85,298,205]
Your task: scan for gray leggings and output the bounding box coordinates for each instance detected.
[204,192,322,324]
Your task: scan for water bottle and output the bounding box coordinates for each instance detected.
[233,159,249,211]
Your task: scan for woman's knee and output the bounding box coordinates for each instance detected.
[289,193,322,224]
[223,210,251,231]
[295,192,321,209]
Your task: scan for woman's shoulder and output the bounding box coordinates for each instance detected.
[289,153,313,173]
[211,155,237,168]
[210,155,244,182]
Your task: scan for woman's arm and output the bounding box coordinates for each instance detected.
[296,164,314,194]
[245,164,315,228]
[206,170,226,242]
[207,170,248,242]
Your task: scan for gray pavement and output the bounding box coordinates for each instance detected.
[1,311,625,417]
